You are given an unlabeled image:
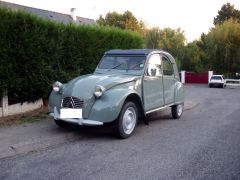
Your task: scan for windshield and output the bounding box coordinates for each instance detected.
[97,55,146,71]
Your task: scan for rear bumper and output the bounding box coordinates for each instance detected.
[209,83,224,86]
[50,107,103,126]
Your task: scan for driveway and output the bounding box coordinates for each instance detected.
[0,85,240,180]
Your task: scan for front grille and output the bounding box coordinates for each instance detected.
[61,97,84,109]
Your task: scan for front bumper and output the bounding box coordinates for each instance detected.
[50,107,103,126]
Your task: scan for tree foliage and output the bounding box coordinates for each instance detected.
[96,11,146,35]
[145,27,186,69]
[145,27,161,49]
[0,7,143,102]
[158,28,186,58]
[214,3,240,25]
[182,41,203,72]
[180,3,240,74]
[203,19,240,74]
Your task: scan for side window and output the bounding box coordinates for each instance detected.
[147,54,162,77]
[162,56,173,76]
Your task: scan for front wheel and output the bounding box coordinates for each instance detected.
[172,103,184,119]
[114,102,138,139]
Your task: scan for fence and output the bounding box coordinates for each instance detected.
[0,94,43,117]
[225,79,240,88]
[180,71,213,84]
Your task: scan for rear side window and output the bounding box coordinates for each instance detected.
[211,76,222,80]
[162,56,173,76]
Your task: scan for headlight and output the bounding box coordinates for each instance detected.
[53,81,63,92]
[94,85,105,98]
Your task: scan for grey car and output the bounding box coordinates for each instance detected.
[49,49,184,138]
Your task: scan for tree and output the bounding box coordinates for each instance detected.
[182,41,203,72]
[202,19,240,74]
[96,11,146,35]
[145,27,186,69]
[214,3,240,25]
[145,28,185,55]
[158,28,186,58]
[195,33,214,71]
[97,12,123,28]
[145,27,161,49]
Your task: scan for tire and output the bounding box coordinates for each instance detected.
[209,84,212,88]
[172,103,184,119]
[221,84,224,88]
[54,119,70,128]
[114,102,138,139]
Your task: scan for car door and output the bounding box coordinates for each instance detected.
[143,54,164,111]
[162,54,175,105]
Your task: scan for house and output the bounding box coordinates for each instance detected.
[0,1,95,25]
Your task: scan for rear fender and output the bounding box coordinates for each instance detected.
[174,81,184,104]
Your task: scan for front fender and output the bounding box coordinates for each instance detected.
[88,88,140,123]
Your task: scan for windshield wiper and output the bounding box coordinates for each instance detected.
[111,63,124,69]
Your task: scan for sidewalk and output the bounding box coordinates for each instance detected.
[0,119,80,159]
[0,100,196,160]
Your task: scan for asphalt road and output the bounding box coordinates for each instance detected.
[1,85,240,180]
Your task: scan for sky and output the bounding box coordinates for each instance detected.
[3,0,240,42]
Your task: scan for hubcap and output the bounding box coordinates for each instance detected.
[122,107,136,135]
[177,104,183,116]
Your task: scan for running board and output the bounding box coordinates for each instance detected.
[146,103,174,114]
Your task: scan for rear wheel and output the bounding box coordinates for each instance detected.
[114,102,138,139]
[172,103,184,119]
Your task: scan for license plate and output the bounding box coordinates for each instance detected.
[60,109,82,119]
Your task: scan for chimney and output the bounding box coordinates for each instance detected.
[70,8,76,21]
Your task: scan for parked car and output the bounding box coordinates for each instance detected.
[209,75,226,88]
[49,49,184,138]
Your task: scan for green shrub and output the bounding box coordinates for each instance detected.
[0,8,143,103]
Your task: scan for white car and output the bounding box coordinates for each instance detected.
[209,75,226,88]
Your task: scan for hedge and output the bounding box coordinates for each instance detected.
[0,8,143,103]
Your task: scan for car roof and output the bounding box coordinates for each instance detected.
[212,75,223,77]
[104,49,164,56]
[102,49,179,78]
[104,49,177,65]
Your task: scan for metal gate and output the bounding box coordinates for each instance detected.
[185,72,209,84]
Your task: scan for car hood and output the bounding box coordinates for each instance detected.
[63,73,140,98]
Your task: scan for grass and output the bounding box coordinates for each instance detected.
[0,106,50,127]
